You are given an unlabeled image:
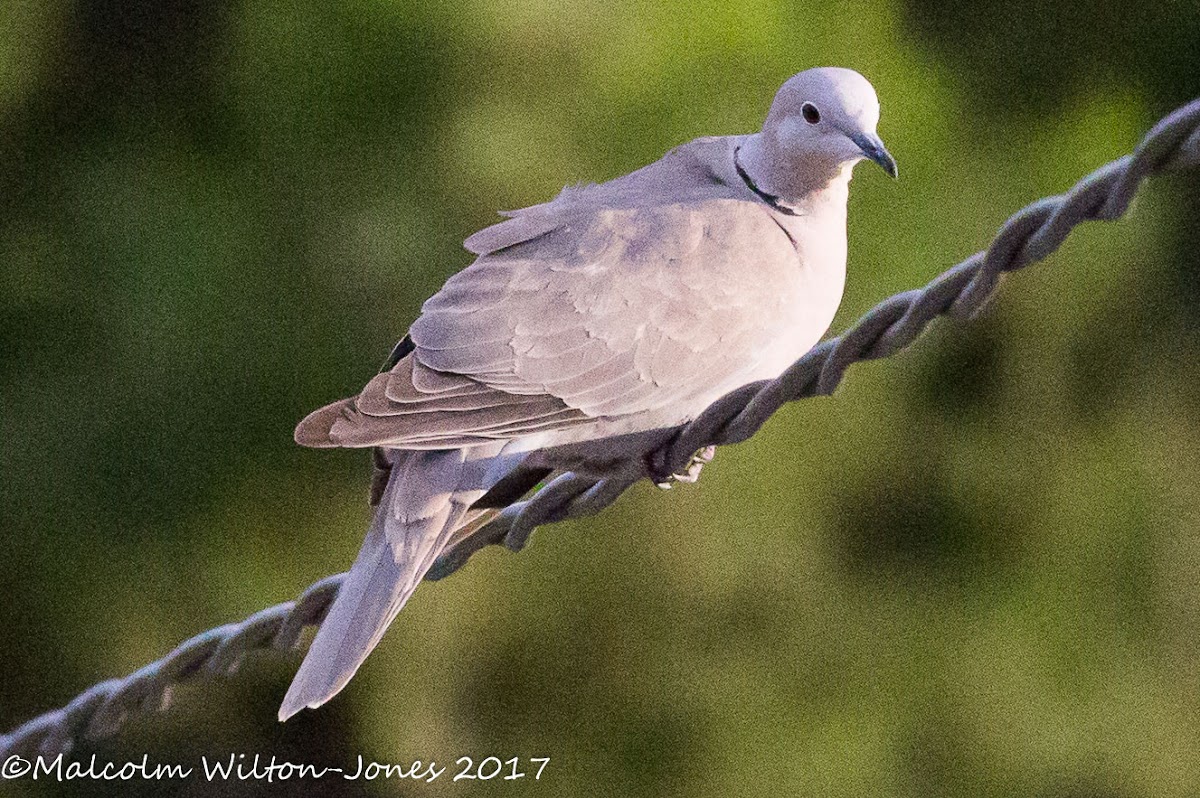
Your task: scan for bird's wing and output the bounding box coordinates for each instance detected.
[416,199,807,415]
[296,357,593,449]
[299,164,815,450]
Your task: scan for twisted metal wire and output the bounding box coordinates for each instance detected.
[3,98,1198,761]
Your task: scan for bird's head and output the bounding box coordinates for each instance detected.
[745,67,896,200]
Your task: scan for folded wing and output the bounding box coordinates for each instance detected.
[298,187,808,450]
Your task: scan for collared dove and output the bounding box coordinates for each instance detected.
[279,66,896,721]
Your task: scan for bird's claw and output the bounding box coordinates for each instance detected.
[652,445,717,489]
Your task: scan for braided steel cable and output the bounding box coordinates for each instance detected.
[3,97,1198,761]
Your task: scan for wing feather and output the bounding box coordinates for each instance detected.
[297,136,844,451]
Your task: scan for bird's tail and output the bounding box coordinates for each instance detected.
[278,444,508,721]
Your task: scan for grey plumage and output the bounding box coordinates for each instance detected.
[280,66,896,720]
[281,444,511,718]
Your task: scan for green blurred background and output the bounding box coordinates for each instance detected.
[3,1,1199,796]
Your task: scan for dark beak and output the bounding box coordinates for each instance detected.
[849,130,898,178]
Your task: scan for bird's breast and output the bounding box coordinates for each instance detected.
[743,207,848,381]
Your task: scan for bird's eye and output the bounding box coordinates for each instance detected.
[801,102,821,124]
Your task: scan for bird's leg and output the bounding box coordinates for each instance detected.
[651,445,717,489]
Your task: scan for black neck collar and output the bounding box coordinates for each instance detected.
[734,146,798,217]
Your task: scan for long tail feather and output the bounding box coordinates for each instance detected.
[279,444,507,720]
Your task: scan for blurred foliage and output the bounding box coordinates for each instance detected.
[2,1,1199,796]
